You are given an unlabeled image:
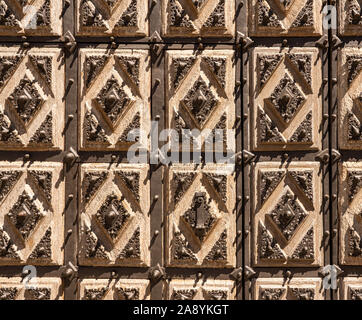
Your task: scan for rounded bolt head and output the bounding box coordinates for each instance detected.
[68,194,74,200]
[111,271,117,278]
[68,114,74,120]
[111,155,117,161]
[63,268,73,278]
[244,230,249,237]
[197,272,202,278]
[285,270,292,278]
[154,230,159,236]
[237,195,242,201]
[153,195,159,201]
[64,152,76,163]
[24,154,30,160]
[155,115,160,121]
[324,231,330,237]
[152,270,161,279]
[67,229,73,235]
[69,78,74,85]
[237,230,242,236]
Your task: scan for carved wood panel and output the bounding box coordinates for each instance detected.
[339,162,362,265]
[0,277,62,300]
[76,0,149,36]
[253,278,323,300]
[251,47,322,152]
[340,277,362,300]
[249,0,323,37]
[78,163,150,267]
[79,279,150,300]
[338,48,362,150]
[162,0,235,38]
[166,164,236,268]
[0,161,64,266]
[0,47,65,151]
[78,48,150,151]
[0,0,62,36]
[167,279,235,300]
[252,162,323,267]
[338,0,362,36]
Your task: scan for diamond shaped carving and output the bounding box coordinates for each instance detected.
[339,49,362,150]
[79,164,149,266]
[79,49,150,151]
[250,0,323,36]
[166,164,235,268]
[77,0,148,36]
[252,48,322,151]
[167,50,235,152]
[253,162,322,267]
[0,48,64,151]
[8,76,44,127]
[339,0,362,36]
[0,162,64,266]
[163,0,234,37]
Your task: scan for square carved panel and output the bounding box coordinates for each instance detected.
[79,49,150,151]
[0,277,62,300]
[0,48,64,151]
[162,0,235,38]
[340,277,362,300]
[339,0,362,36]
[251,47,322,151]
[0,162,64,266]
[249,0,323,37]
[339,162,362,265]
[253,278,323,300]
[0,0,62,36]
[78,163,150,267]
[252,162,322,267]
[79,279,150,300]
[167,279,235,300]
[338,48,362,150]
[166,164,236,268]
[166,49,235,152]
[76,0,148,36]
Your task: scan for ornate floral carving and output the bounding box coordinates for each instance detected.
[8,76,44,127]
[84,110,110,144]
[29,112,53,146]
[347,0,362,26]
[268,190,307,241]
[28,170,52,202]
[259,109,284,143]
[259,222,286,260]
[84,288,108,300]
[260,288,285,300]
[173,229,197,261]
[182,77,218,128]
[116,287,139,300]
[290,0,313,28]
[116,56,140,86]
[172,172,196,204]
[205,290,227,300]
[257,0,282,27]
[36,0,51,27]
[7,191,44,241]
[0,170,21,203]
[346,55,362,87]
[287,54,312,86]
[290,287,314,300]
[85,55,108,88]
[288,170,313,202]
[80,0,107,28]
[118,112,140,143]
[182,192,216,242]
[291,227,314,260]
[204,173,227,204]
[288,111,312,143]
[172,289,197,300]
[25,288,50,300]
[0,228,20,259]
[348,227,362,257]
[0,288,19,300]
[169,0,195,29]
[259,170,284,205]
[269,73,305,124]
[212,112,227,147]
[0,1,21,27]
[85,229,110,260]
[347,170,362,202]
[204,229,227,262]
[29,55,52,87]
[0,55,21,89]
[116,0,137,27]
[202,57,226,88]
[83,171,108,204]
[28,227,51,260]
[258,54,282,88]
[171,57,196,90]
[202,0,225,28]
[350,288,362,300]
[115,171,140,202]
[0,111,22,144]
[96,75,132,128]
[118,227,140,259]
[95,193,130,241]
[348,111,362,141]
